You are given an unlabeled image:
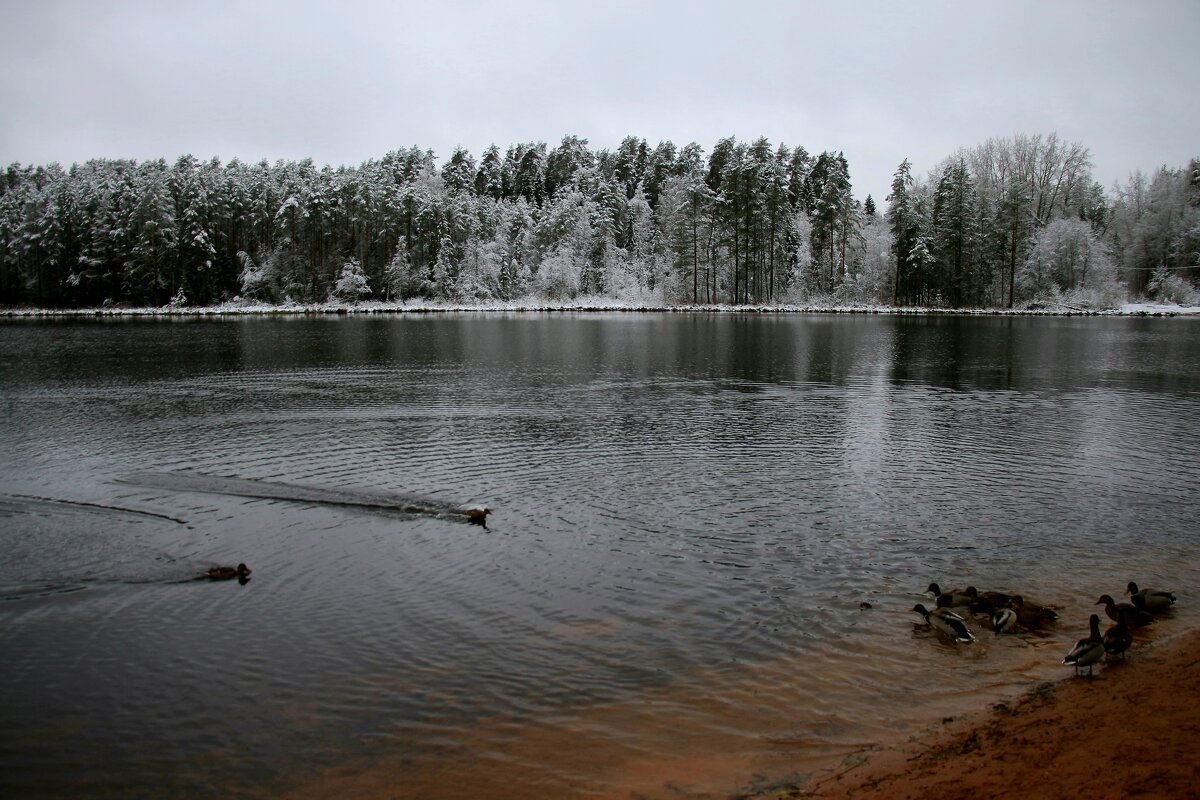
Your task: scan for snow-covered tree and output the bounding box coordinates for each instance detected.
[535,246,582,300]
[331,258,371,303]
[1019,217,1118,302]
[125,163,178,305]
[848,213,893,303]
[931,157,982,307]
[887,159,921,304]
[1108,164,1200,297]
[9,133,1197,311]
[626,183,656,289]
[1146,261,1200,305]
[238,248,283,302]
[784,210,815,301]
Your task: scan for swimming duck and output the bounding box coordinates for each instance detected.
[925,582,972,608]
[1103,610,1133,661]
[992,606,1018,634]
[1063,614,1105,676]
[1010,595,1058,628]
[464,506,490,527]
[205,563,251,581]
[913,603,975,643]
[1126,582,1176,613]
[1096,594,1153,628]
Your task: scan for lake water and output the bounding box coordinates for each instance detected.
[2,312,1198,798]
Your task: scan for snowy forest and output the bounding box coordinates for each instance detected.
[1,133,1197,309]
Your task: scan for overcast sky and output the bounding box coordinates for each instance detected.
[1,0,1197,204]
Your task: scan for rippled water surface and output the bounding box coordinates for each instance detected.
[2,313,1199,798]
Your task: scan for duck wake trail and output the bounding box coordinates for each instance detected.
[118,471,481,524]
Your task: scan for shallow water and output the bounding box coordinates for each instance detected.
[1,313,1198,798]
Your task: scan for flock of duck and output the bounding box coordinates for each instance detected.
[912,580,1178,677]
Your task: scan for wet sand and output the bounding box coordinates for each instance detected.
[769,627,1200,800]
[280,624,1199,800]
[283,623,1200,800]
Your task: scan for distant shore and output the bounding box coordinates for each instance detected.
[761,626,1200,800]
[3,300,1199,318]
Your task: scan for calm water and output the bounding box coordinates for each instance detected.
[1,313,1198,798]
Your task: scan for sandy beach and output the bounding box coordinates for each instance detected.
[279,621,1200,800]
[768,627,1200,800]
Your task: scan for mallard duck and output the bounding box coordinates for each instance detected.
[1010,595,1058,628]
[1126,582,1176,613]
[926,582,972,608]
[1063,614,1105,676]
[1103,610,1133,661]
[913,603,974,643]
[964,586,1015,607]
[205,563,251,581]
[992,606,1018,634]
[464,506,490,527]
[1096,594,1153,628]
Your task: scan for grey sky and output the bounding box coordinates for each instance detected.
[1,0,1196,205]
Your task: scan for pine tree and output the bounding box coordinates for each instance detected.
[125,162,178,305]
[931,158,980,307]
[441,147,477,195]
[627,183,656,289]
[887,159,920,304]
[810,152,852,293]
[475,145,503,200]
[544,135,593,199]
[642,140,677,209]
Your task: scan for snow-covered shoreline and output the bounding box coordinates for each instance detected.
[3,299,1199,319]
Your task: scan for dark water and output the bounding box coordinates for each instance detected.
[1,313,1198,798]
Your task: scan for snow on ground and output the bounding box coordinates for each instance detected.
[3,299,1200,318]
[1118,302,1200,315]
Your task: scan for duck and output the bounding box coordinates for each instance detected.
[1096,594,1153,628]
[964,586,1016,608]
[464,506,490,527]
[1010,595,1058,628]
[992,606,1018,634]
[204,563,251,581]
[1103,610,1133,661]
[959,586,1017,615]
[1126,582,1176,613]
[1063,614,1105,676]
[925,582,972,608]
[913,603,975,643]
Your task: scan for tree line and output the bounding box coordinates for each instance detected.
[887,134,1199,308]
[1,134,1196,309]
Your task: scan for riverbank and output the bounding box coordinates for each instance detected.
[759,626,1200,800]
[2,299,1199,318]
